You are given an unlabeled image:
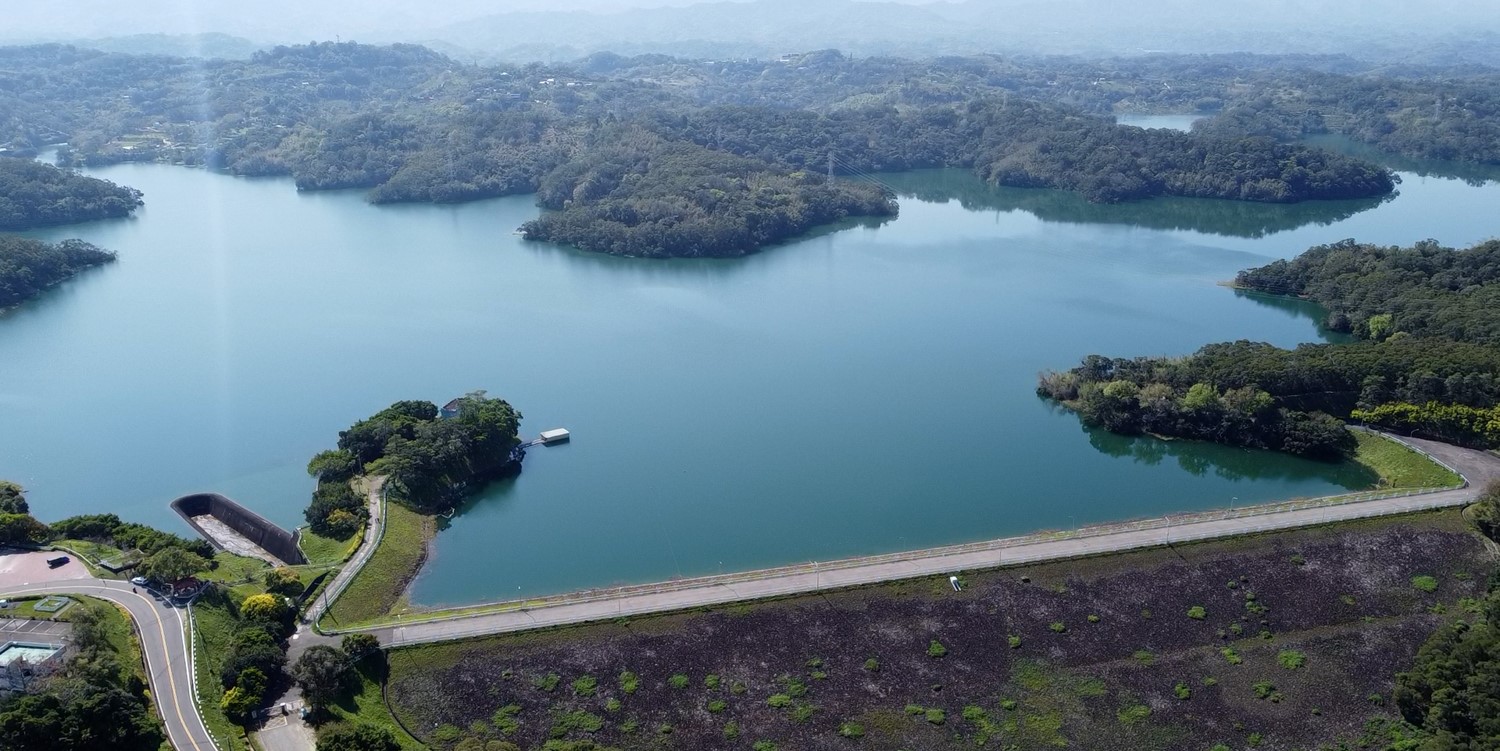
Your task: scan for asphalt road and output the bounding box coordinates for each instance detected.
[357,433,1500,647]
[0,576,218,751]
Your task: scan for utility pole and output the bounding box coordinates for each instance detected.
[827,151,835,180]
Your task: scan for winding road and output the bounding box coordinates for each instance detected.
[0,576,217,751]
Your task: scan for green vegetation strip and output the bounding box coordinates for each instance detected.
[323,502,433,628]
[191,599,256,751]
[1352,431,1463,490]
[325,660,427,750]
[299,526,362,568]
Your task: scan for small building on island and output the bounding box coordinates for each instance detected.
[440,398,464,419]
[540,428,571,444]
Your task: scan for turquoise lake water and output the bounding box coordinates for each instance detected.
[3,151,1497,603]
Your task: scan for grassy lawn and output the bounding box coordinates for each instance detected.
[191,596,257,751]
[324,503,433,628]
[1,595,72,619]
[202,550,272,587]
[50,538,129,578]
[299,526,362,569]
[1353,431,1463,489]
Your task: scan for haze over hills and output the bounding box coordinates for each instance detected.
[3,0,1499,64]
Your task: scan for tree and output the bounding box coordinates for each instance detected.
[1473,480,1500,540]
[136,547,209,583]
[0,512,49,545]
[240,594,289,622]
[222,664,269,721]
[263,567,303,595]
[221,627,286,687]
[307,449,359,484]
[316,722,400,751]
[340,633,380,661]
[293,645,349,710]
[0,480,27,514]
[220,687,257,722]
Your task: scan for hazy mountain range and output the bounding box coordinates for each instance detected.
[4,0,1498,64]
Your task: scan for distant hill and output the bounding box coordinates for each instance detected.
[1,0,1498,64]
[68,33,263,60]
[430,0,1500,63]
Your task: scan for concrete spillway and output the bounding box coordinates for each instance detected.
[169,492,306,566]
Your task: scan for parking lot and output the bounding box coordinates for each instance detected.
[0,548,93,586]
[0,617,71,640]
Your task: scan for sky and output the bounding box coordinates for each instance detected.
[2,0,1497,60]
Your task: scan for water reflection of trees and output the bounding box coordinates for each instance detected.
[1083,424,1378,487]
[1303,136,1500,187]
[1229,288,1351,343]
[877,169,1391,239]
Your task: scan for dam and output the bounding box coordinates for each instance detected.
[170,492,307,567]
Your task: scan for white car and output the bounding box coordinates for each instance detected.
[130,576,149,586]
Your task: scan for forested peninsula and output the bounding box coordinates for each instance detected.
[1039,239,1500,456]
[304,392,523,538]
[0,235,116,309]
[0,157,142,230]
[0,43,1423,257]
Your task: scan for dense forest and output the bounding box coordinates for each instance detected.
[0,235,116,309]
[1237,239,1500,345]
[0,157,142,230]
[0,43,1449,256]
[304,392,522,530]
[1041,238,1500,453]
[520,130,895,257]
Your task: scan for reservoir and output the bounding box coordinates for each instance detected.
[3,155,1498,604]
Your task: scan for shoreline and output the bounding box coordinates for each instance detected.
[317,432,1486,637]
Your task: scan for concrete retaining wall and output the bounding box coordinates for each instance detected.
[170,493,306,566]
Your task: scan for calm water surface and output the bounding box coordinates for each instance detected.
[4,154,1498,603]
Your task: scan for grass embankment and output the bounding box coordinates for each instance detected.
[76,596,150,687]
[324,502,434,628]
[190,596,257,751]
[382,511,1491,751]
[1352,431,1463,489]
[299,526,362,568]
[326,660,427,751]
[202,550,273,593]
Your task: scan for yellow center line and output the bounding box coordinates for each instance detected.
[147,593,205,751]
[89,586,207,751]
[4,583,206,751]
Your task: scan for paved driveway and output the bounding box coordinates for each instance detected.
[255,704,315,751]
[0,549,92,585]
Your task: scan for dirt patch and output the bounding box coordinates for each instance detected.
[385,513,1494,751]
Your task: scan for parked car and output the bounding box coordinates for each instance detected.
[46,556,69,568]
[130,576,149,586]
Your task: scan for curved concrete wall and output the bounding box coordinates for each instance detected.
[170,492,306,566]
